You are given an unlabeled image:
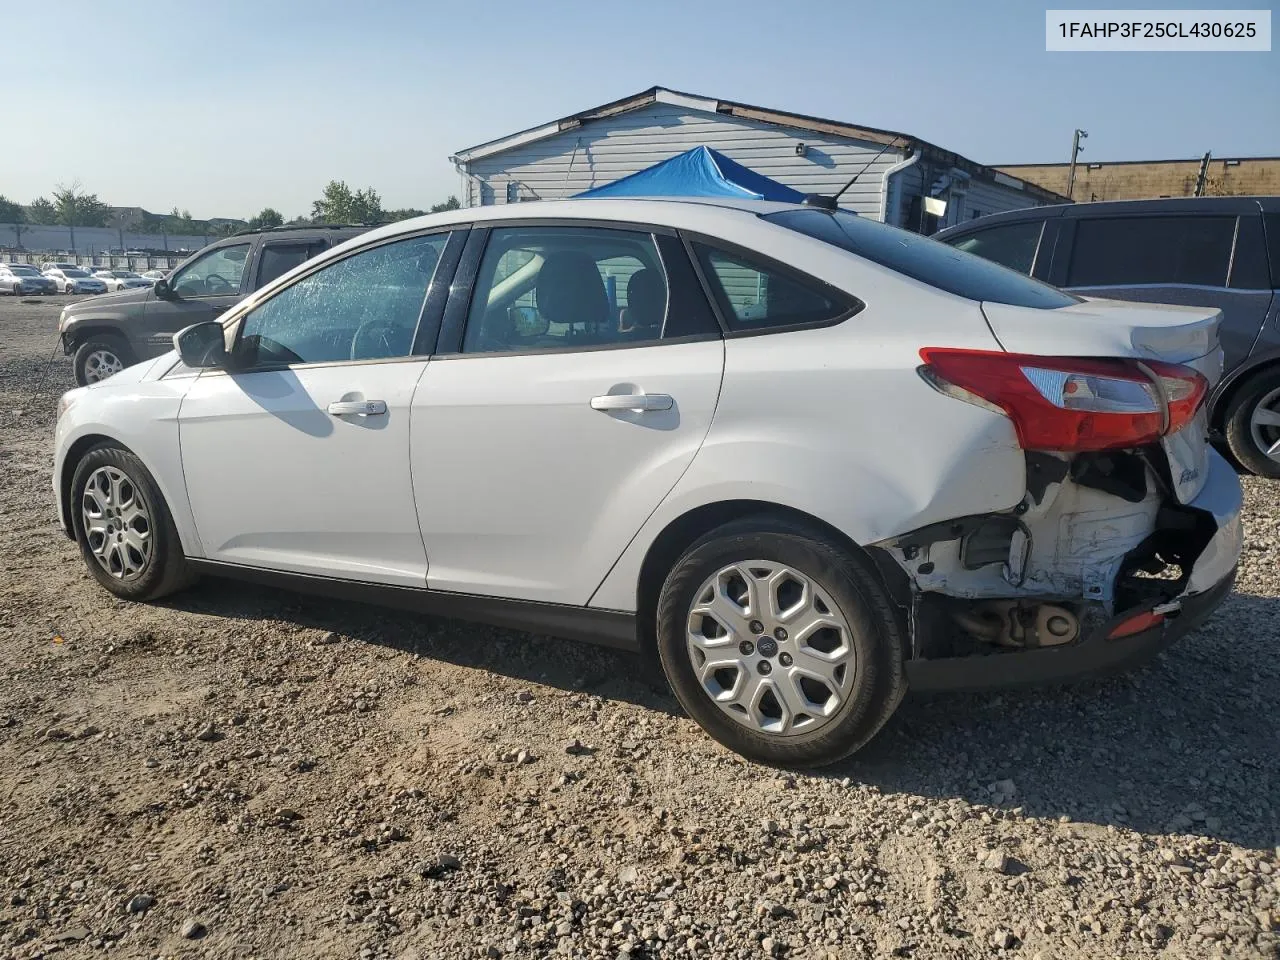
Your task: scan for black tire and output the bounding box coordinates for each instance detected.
[655,516,906,768]
[70,444,197,602]
[73,335,135,386]
[1223,368,1280,479]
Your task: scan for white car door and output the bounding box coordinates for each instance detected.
[178,231,454,587]
[411,224,725,605]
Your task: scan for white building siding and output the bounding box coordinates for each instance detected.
[461,103,906,220]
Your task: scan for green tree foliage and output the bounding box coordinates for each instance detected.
[430,196,461,213]
[248,207,284,230]
[0,195,24,223]
[26,197,57,224]
[53,182,109,227]
[311,180,383,224]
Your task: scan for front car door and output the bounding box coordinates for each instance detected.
[142,241,253,358]
[940,217,1050,279]
[410,223,726,605]
[176,229,458,586]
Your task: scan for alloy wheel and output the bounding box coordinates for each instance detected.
[83,349,124,382]
[1249,387,1280,464]
[81,466,152,580]
[685,560,855,737]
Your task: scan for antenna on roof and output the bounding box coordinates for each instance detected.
[832,135,905,204]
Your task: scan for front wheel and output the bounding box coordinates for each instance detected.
[73,336,134,386]
[70,445,197,601]
[1223,369,1280,478]
[655,517,906,767]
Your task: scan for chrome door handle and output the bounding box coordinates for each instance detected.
[590,393,673,413]
[327,400,387,416]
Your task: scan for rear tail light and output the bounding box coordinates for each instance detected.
[918,348,1207,452]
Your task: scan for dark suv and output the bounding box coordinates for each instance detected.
[934,197,1280,477]
[59,224,369,386]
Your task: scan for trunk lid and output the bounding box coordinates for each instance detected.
[981,297,1224,504]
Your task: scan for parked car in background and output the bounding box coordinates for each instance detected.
[56,223,369,385]
[140,269,168,281]
[40,261,79,273]
[935,197,1280,477]
[43,267,108,296]
[51,198,1241,767]
[93,269,154,292]
[1,263,57,295]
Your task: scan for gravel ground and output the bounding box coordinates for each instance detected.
[1,295,1278,960]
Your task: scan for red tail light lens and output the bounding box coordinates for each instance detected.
[919,349,1208,453]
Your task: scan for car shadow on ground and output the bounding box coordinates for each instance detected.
[166,579,1280,852]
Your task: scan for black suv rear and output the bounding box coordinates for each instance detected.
[59,224,370,385]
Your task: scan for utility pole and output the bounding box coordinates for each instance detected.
[1194,151,1212,196]
[1066,129,1088,200]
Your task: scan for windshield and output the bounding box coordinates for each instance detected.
[10,266,38,276]
[763,209,1079,310]
[117,271,140,278]
[64,269,89,278]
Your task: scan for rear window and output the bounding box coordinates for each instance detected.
[764,209,1077,309]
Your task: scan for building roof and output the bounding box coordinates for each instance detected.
[450,86,1068,204]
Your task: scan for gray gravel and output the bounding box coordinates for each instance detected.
[1,296,1277,958]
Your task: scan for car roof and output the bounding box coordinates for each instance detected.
[347,197,816,250]
[935,195,1277,240]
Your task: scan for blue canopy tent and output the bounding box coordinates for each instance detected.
[574,146,807,202]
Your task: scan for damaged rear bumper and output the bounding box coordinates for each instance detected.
[896,448,1244,692]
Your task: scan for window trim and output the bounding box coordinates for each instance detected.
[431,220,722,360]
[168,241,254,301]
[680,230,865,339]
[222,226,461,374]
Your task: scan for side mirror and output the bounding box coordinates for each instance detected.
[173,321,227,369]
[153,277,172,299]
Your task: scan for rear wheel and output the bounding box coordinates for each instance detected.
[1223,369,1280,478]
[70,445,196,601]
[74,336,133,386]
[655,516,906,767]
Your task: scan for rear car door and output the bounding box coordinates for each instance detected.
[1055,212,1271,371]
[177,229,458,585]
[142,241,252,355]
[409,222,725,605]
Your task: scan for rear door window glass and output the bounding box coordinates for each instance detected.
[691,244,853,331]
[945,220,1044,275]
[1067,216,1236,287]
[256,242,327,288]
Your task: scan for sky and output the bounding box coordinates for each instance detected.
[4,0,1277,220]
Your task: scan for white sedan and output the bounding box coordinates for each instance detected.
[93,269,154,292]
[44,267,107,295]
[51,198,1242,766]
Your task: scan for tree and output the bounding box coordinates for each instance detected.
[430,196,461,213]
[383,207,428,222]
[311,180,383,224]
[0,195,23,224]
[27,197,58,225]
[247,207,284,230]
[53,182,109,228]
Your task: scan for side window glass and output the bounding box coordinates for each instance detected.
[1067,216,1236,288]
[237,233,448,367]
[170,243,251,298]
[461,227,671,354]
[256,242,325,289]
[947,221,1044,275]
[693,244,849,331]
[1263,213,1280,289]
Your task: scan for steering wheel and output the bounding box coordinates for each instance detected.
[204,274,234,294]
[351,320,401,360]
